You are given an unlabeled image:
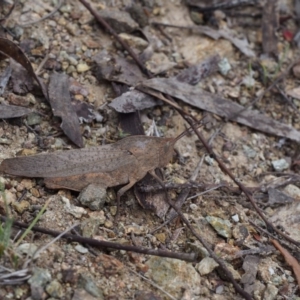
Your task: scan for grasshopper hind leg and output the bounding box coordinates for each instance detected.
[115,180,137,222]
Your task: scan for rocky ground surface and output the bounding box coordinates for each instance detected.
[1,0,300,299]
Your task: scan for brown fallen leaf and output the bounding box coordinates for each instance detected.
[48,73,83,148]
[10,59,34,94]
[0,38,85,146]
[0,64,11,96]
[0,37,48,99]
[97,54,220,113]
[94,52,161,113]
[271,239,300,286]
[267,188,294,207]
[71,99,103,124]
[0,104,31,119]
[141,77,300,143]
[94,51,147,86]
[286,86,300,100]
[94,51,300,142]
[109,89,161,113]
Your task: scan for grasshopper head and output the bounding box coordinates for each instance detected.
[117,135,175,169]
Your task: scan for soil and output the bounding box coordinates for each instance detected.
[0,0,300,299]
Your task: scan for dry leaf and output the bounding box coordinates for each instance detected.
[0,104,31,118]
[141,77,300,143]
[48,73,83,148]
[0,37,48,99]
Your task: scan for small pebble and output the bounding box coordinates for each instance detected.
[46,280,64,298]
[190,203,198,211]
[104,220,113,229]
[17,243,39,258]
[12,200,30,214]
[218,58,231,75]
[272,158,290,171]
[75,244,89,254]
[77,63,90,73]
[231,214,239,222]
[196,257,219,275]
[155,233,166,243]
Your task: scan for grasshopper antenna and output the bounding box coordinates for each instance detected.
[172,120,205,144]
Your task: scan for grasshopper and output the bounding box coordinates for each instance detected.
[0,129,193,216]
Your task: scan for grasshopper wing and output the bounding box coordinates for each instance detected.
[0,144,136,178]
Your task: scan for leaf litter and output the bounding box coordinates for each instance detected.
[96,50,300,142]
[0,37,84,147]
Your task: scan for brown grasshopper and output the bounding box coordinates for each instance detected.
[0,129,193,215]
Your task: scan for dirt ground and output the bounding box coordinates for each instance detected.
[1,0,300,299]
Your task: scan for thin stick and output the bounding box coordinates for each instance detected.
[79,1,299,297]
[275,84,300,117]
[151,22,300,122]
[15,198,51,247]
[187,184,224,200]
[151,156,206,234]
[271,239,300,286]
[228,57,300,121]
[1,216,196,262]
[18,0,65,27]
[23,223,78,269]
[149,171,252,300]
[130,268,177,300]
[36,52,50,76]
[180,114,300,247]
[78,0,150,77]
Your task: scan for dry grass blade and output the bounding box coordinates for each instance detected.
[18,0,65,27]
[271,239,300,286]
[0,267,31,285]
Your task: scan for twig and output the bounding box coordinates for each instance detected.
[187,184,224,200]
[71,226,99,256]
[149,171,252,300]
[231,246,275,260]
[0,2,15,23]
[36,52,50,76]
[271,239,300,286]
[151,156,206,234]
[275,84,300,117]
[129,268,177,300]
[18,0,65,27]
[16,189,27,202]
[78,0,150,77]
[15,198,51,247]
[228,57,300,121]
[0,216,196,262]
[78,1,298,298]
[23,223,78,269]
[181,115,300,247]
